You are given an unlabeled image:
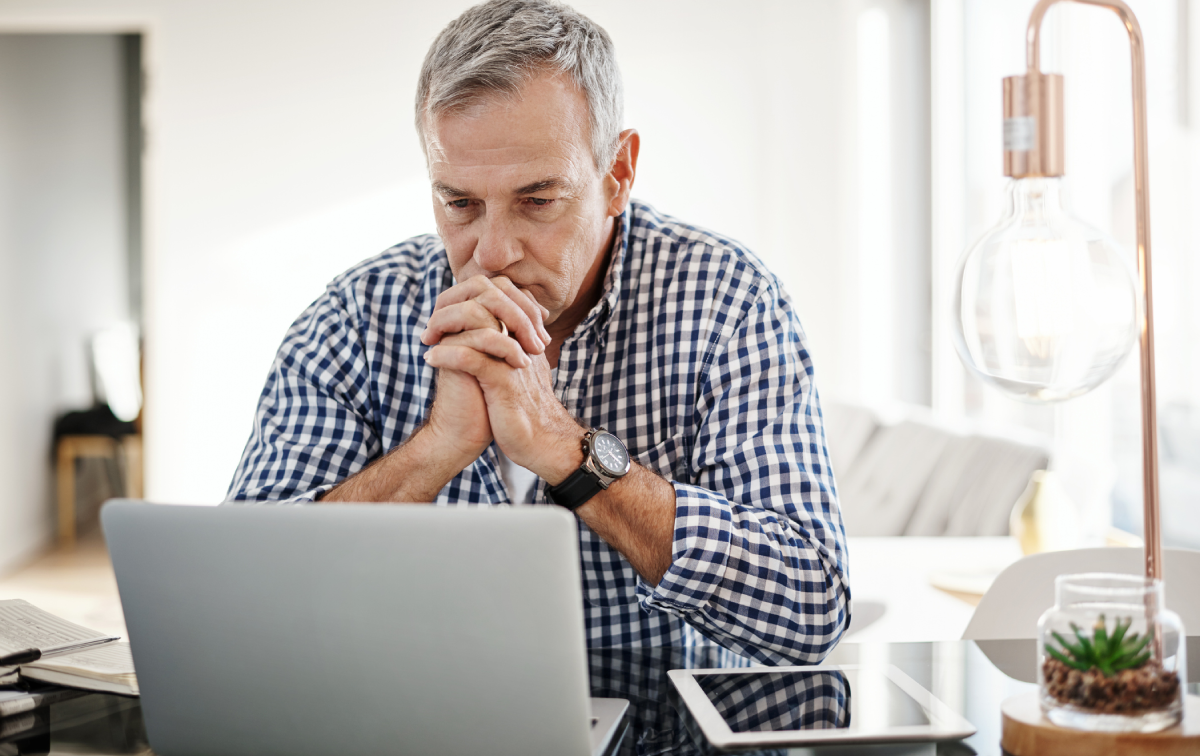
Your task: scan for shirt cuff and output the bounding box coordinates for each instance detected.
[295,484,335,503]
[224,483,334,504]
[637,482,733,615]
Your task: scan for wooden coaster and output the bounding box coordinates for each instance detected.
[1001,690,1200,756]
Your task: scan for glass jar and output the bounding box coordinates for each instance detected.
[1038,573,1186,732]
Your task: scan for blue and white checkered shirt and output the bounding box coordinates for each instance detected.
[227,200,850,665]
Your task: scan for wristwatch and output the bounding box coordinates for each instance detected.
[546,428,631,511]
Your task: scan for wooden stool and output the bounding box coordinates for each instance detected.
[56,434,143,546]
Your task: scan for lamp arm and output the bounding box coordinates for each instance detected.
[1024,0,1160,582]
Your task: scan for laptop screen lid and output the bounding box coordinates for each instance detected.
[101,500,595,756]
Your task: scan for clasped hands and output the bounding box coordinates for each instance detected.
[420,275,585,486]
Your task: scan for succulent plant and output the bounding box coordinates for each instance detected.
[1045,614,1151,677]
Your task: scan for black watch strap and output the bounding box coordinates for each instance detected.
[546,467,604,511]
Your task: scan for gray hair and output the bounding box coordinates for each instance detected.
[415,0,624,171]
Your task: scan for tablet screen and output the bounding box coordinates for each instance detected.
[695,668,931,734]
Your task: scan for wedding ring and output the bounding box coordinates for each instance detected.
[498,320,509,338]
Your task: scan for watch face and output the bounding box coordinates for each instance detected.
[591,432,630,477]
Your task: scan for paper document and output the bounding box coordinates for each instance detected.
[0,600,116,656]
[22,642,138,696]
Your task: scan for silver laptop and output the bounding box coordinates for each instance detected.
[101,500,628,756]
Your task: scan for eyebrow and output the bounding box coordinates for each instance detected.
[513,178,570,195]
[432,181,471,199]
[431,177,574,199]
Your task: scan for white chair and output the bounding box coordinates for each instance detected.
[963,547,1200,640]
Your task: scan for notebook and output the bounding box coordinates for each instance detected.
[21,642,138,696]
[0,600,131,694]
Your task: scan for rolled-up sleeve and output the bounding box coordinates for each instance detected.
[639,285,850,665]
[226,285,380,504]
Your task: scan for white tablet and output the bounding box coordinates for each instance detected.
[668,664,976,750]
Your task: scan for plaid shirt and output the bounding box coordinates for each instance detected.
[227,200,849,665]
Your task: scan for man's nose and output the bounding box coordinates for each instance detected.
[473,213,523,273]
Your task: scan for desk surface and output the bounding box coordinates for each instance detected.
[6,638,1199,756]
[844,536,1024,642]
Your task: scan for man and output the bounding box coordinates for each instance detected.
[228,0,849,665]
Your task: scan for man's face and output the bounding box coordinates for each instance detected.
[424,73,620,328]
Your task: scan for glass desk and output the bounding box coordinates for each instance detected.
[3,638,1198,755]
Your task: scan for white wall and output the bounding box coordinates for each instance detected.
[0,0,864,505]
[0,33,130,571]
[851,0,931,407]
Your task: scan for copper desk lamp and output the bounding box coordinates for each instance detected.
[952,0,1160,583]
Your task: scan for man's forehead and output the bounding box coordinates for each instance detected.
[429,152,583,197]
[424,72,594,191]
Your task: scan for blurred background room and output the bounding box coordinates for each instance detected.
[0,0,1197,642]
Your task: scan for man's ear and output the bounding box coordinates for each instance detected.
[605,129,640,218]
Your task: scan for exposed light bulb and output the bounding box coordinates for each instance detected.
[952,177,1138,402]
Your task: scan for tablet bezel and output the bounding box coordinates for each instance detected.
[668,663,977,750]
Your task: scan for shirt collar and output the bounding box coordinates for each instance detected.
[575,206,631,344]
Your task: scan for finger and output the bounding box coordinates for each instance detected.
[433,274,494,312]
[464,284,547,355]
[424,343,507,379]
[489,277,552,346]
[520,287,551,322]
[422,300,506,346]
[438,328,531,369]
[434,275,547,353]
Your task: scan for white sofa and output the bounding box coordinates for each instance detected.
[825,403,1051,537]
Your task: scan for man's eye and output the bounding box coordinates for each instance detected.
[527,197,553,207]
[448,199,471,209]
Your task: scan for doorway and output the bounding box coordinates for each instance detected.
[0,32,145,570]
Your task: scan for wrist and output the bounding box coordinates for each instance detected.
[545,427,632,511]
[320,424,471,504]
[419,421,488,474]
[536,425,588,486]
